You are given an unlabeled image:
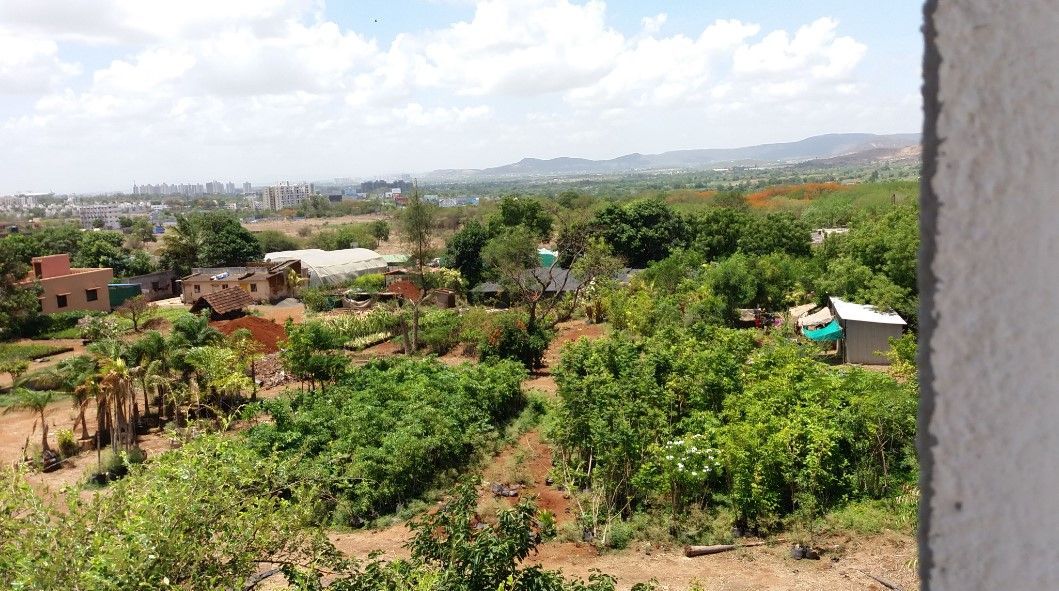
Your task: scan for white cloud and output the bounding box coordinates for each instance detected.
[0,0,899,193]
[641,13,667,34]
[0,28,80,93]
[732,17,865,79]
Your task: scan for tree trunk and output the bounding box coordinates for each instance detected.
[39,410,50,452]
[78,406,89,440]
[251,362,257,402]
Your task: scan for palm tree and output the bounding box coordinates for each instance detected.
[37,355,98,440]
[4,388,56,454]
[285,267,306,298]
[88,340,137,452]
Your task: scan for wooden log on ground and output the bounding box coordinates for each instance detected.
[855,569,904,591]
[684,541,769,557]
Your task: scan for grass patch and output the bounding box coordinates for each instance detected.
[817,495,918,536]
[38,306,194,339]
[0,343,72,364]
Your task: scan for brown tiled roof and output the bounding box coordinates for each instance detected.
[190,288,254,316]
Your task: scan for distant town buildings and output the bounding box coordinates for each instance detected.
[78,203,121,229]
[262,181,315,211]
[133,180,251,197]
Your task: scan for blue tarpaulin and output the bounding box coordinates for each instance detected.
[802,318,844,341]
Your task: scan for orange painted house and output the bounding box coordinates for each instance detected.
[22,253,113,314]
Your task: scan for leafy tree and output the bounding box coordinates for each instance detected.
[705,252,758,320]
[0,359,30,385]
[196,212,263,269]
[0,239,39,339]
[253,229,300,253]
[689,208,751,261]
[445,219,491,287]
[489,196,554,240]
[736,212,811,257]
[159,212,262,276]
[71,231,124,269]
[594,199,689,268]
[114,295,157,332]
[400,188,437,352]
[0,436,330,590]
[369,219,390,242]
[185,346,253,403]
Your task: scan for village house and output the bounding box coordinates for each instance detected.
[179,259,301,305]
[20,253,113,314]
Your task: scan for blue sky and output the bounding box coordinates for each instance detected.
[0,0,924,193]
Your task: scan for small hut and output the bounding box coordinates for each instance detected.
[190,288,255,321]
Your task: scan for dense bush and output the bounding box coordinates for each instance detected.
[248,358,526,524]
[419,309,461,355]
[301,286,337,312]
[551,327,917,534]
[478,311,554,370]
[0,436,328,591]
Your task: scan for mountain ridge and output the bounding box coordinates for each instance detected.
[426,132,920,179]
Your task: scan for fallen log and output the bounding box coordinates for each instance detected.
[855,569,904,591]
[684,541,769,557]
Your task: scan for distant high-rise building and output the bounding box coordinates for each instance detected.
[242,182,252,194]
[261,181,314,211]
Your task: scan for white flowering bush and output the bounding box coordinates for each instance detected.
[635,433,722,513]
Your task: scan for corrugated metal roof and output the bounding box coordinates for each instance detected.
[798,307,833,327]
[830,296,906,325]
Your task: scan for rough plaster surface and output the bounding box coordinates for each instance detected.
[923,1,1059,588]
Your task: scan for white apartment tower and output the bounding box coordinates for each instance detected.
[78,204,121,230]
[262,181,314,211]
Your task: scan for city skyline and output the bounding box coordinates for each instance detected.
[0,1,923,194]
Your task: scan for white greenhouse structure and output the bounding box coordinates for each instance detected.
[264,248,388,287]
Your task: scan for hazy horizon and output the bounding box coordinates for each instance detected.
[0,1,924,193]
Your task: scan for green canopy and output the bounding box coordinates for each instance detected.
[802,318,844,341]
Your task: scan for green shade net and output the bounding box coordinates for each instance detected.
[802,318,844,341]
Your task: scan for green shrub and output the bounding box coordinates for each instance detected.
[56,429,79,459]
[457,306,493,353]
[419,309,461,355]
[349,272,385,292]
[248,357,527,524]
[89,447,147,486]
[478,312,553,370]
[300,287,335,313]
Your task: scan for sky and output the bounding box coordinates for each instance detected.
[0,0,925,194]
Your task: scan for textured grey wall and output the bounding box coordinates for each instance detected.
[920,1,1059,588]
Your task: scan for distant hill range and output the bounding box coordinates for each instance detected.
[427,133,921,179]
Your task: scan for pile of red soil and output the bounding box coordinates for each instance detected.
[211,316,287,353]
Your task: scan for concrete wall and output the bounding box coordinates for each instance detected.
[920,1,1059,588]
[37,268,113,313]
[32,254,72,279]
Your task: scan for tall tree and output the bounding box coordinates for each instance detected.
[400,185,437,353]
[0,239,39,339]
[594,199,689,268]
[488,196,554,240]
[159,212,262,276]
[444,220,490,287]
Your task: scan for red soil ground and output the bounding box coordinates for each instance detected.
[212,316,287,353]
